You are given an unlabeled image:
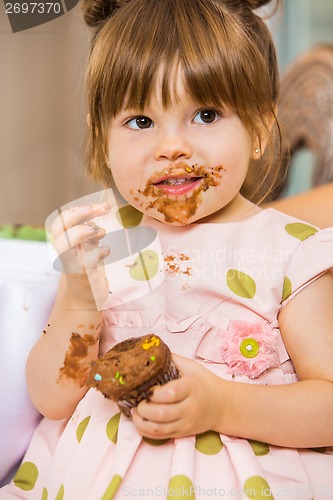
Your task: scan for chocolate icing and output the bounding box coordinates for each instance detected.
[87,334,179,416]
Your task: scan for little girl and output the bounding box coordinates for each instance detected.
[2,0,333,498]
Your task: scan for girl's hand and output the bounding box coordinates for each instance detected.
[50,203,111,308]
[132,354,223,439]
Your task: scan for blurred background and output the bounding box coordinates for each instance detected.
[0,0,333,226]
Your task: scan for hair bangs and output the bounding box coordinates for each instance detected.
[97,0,180,116]
[98,0,262,116]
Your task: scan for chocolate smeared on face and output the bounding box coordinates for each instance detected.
[58,333,99,387]
[137,163,224,225]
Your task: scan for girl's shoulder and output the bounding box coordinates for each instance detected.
[242,206,320,230]
[231,207,323,241]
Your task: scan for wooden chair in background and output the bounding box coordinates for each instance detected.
[279,43,333,188]
[242,43,333,216]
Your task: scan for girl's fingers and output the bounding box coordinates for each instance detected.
[50,203,110,239]
[51,205,92,238]
[132,404,188,439]
[53,223,106,255]
[49,204,111,275]
[135,399,182,424]
[149,378,188,404]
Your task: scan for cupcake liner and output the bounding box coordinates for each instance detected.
[117,357,180,418]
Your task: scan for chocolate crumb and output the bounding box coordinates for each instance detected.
[164,253,192,276]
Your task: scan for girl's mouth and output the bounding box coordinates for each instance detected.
[137,163,224,225]
[152,176,203,195]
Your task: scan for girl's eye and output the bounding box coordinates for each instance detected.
[193,109,220,124]
[126,116,153,129]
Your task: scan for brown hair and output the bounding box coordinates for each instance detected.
[83,0,284,203]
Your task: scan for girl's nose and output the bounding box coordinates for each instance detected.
[154,130,193,162]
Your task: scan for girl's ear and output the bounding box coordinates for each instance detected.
[251,134,269,160]
[251,110,276,160]
[86,114,91,126]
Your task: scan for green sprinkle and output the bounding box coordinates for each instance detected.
[115,372,120,379]
[150,355,156,361]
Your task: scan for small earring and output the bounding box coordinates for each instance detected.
[254,148,260,154]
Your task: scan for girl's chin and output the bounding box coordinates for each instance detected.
[129,191,219,226]
[145,206,210,227]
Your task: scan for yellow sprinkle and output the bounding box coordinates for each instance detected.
[185,166,193,173]
[142,336,160,350]
[119,376,125,385]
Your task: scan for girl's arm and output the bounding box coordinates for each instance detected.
[26,274,102,420]
[26,204,110,420]
[133,270,333,448]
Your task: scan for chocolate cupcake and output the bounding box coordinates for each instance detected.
[87,334,180,417]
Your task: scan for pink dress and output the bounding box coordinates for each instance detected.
[2,208,333,499]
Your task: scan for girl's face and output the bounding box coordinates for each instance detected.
[107,72,255,226]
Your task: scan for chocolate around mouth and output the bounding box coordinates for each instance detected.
[137,163,225,225]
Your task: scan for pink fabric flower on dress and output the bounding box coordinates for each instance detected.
[221,320,278,378]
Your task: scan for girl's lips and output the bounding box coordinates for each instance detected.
[152,177,203,195]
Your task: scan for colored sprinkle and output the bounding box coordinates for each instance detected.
[115,372,120,379]
[150,355,156,361]
[119,376,125,385]
[142,336,160,350]
[94,373,102,381]
[186,166,193,173]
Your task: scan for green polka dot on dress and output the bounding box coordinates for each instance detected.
[248,440,270,456]
[76,416,91,443]
[116,205,143,228]
[285,222,318,241]
[143,437,170,446]
[244,476,273,498]
[195,430,224,455]
[226,269,256,299]
[101,474,122,499]
[282,276,292,302]
[13,461,38,491]
[55,484,64,500]
[106,412,121,443]
[168,475,195,499]
[129,250,159,281]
